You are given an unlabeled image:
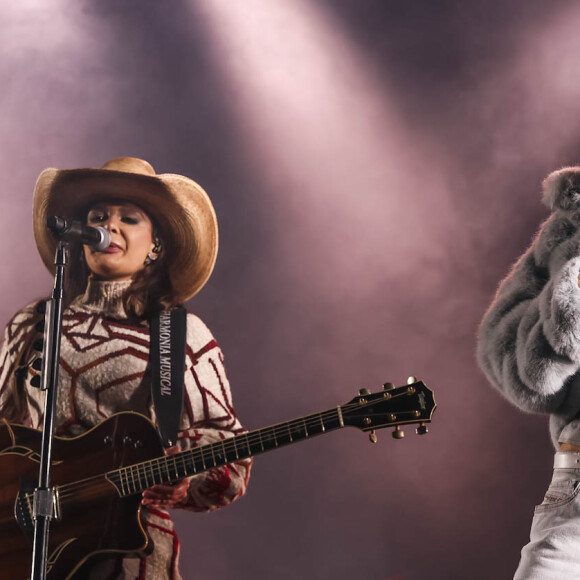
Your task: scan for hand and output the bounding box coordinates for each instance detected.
[142,479,189,508]
[142,446,189,508]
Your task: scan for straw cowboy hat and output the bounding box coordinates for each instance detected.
[33,157,218,303]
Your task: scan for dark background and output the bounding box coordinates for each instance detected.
[2,1,579,578]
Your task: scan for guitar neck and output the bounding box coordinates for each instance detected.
[108,406,345,496]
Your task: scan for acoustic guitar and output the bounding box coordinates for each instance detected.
[0,379,435,579]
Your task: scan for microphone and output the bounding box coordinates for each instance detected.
[46,217,111,251]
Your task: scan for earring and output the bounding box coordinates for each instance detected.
[145,237,162,265]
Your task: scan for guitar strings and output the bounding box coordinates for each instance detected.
[51,405,352,501]
[33,392,418,505]
[48,394,418,504]
[50,396,419,505]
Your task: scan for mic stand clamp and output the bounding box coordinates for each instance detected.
[30,241,67,580]
[32,488,60,520]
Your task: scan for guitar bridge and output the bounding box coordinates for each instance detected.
[14,477,35,536]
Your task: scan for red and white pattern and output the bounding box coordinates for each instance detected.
[0,279,252,580]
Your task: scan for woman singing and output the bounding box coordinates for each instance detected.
[0,157,251,579]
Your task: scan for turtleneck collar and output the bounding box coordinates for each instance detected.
[72,277,133,319]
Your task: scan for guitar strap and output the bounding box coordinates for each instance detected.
[149,306,187,448]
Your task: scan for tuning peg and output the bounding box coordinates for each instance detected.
[392,426,404,439]
[407,376,417,385]
[416,423,428,435]
[33,338,44,352]
[383,382,395,390]
[369,430,378,443]
[359,388,371,395]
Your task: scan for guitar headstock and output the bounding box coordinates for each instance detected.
[341,378,436,442]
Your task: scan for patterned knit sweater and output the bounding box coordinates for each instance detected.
[0,278,251,579]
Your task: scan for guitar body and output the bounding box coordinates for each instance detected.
[0,412,165,579]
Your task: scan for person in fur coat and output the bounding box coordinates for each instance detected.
[477,166,580,578]
[0,157,252,580]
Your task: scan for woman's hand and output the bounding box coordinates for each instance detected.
[142,446,189,508]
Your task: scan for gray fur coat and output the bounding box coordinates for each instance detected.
[477,167,580,447]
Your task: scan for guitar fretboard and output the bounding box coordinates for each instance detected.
[107,407,344,496]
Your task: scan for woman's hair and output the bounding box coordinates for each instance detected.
[124,246,175,319]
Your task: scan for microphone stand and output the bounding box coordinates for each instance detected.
[30,241,67,580]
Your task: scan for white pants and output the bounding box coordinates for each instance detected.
[515,466,580,579]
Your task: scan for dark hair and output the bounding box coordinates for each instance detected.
[64,203,179,321]
[64,241,177,321]
[124,248,175,319]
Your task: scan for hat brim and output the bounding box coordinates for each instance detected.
[33,167,218,303]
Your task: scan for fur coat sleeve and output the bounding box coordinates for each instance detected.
[477,167,580,414]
